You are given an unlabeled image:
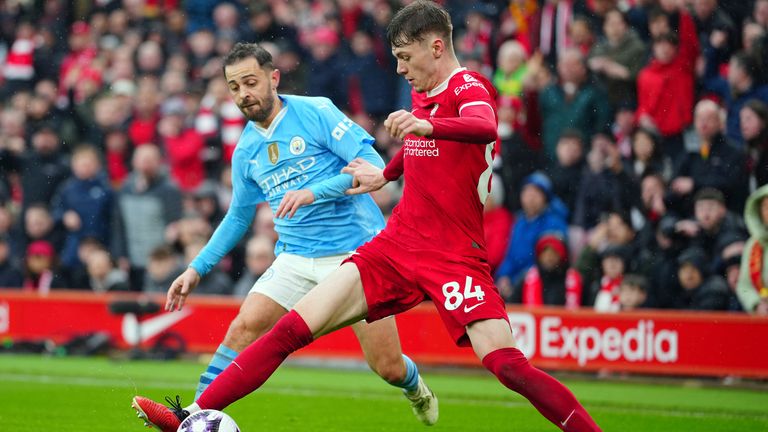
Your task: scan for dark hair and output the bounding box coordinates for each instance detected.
[558,128,584,147]
[387,0,453,48]
[653,32,679,46]
[743,98,768,124]
[621,274,648,292]
[222,42,274,71]
[731,51,760,82]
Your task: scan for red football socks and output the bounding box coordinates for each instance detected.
[482,347,601,431]
[196,310,314,410]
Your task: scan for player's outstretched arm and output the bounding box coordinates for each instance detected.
[166,267,201,311]
[342,158,388,195]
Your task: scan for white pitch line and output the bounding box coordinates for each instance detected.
[2,373,766,422]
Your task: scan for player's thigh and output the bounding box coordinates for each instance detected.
[248,253,316,310]
[420,254,509,347]
[466,318,516,360]
[351,317,404,365]
[294,262,368,337]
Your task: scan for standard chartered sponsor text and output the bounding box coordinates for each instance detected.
[404,138,439,157]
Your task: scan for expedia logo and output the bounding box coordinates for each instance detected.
[289,136,306,155]
[268,142,279,164]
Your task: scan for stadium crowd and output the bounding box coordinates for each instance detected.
[0,0,766,315]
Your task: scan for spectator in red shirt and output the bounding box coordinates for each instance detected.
[158,98,206,193]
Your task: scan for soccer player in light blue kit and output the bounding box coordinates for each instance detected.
[160,43,438,425]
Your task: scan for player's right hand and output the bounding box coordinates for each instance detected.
[166,267,201,311]
[342,158,387,194]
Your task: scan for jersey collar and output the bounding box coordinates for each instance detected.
[426,67,467,98]
[252,95,288,139]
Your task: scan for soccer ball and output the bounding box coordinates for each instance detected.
[176,409,240,432]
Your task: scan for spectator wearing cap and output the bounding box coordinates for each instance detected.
[23,240,69,292]
[2,21,37,99]
[537,47,611,161]
[671,100,748,214]
[512,232,583,309]
[738,184,768,315]
[672,246,729,310]
[592,244,629,311]
[50,145,115,270]
[0,234,23,288]
[18,126,70,213]
[669,188,747,272]
[740,99,768,188]
[496,172,568,291]
[636,11,699,163]
[587,8,647,108]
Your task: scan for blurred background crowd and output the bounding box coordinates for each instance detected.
[0,0,767,315]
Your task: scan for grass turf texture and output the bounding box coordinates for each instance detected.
[1,354,766,431]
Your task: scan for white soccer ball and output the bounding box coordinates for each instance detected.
[176,409,240,432]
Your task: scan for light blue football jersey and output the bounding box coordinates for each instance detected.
[230,95,385,257]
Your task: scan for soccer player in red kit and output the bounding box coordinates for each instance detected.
[132,2,601,431]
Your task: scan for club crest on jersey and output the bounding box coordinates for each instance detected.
[268,142,280,164]
[289,136,306,155]
[429,104,439,118]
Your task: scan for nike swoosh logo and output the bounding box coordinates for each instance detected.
[561,409,576,427]
[121,309,192,345]
[463,302,486,313]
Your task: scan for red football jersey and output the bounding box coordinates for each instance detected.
[382,68,498,259]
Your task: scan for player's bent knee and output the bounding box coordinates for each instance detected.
[226,313,274,348]
[370,356,407,384]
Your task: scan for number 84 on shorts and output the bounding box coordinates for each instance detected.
[442,276,486,312]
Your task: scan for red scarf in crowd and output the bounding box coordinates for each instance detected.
[522,267,582,310]
[749,242,768,298]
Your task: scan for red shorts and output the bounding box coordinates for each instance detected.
[344,234,508,346]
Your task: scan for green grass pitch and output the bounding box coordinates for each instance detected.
[1,354,767,431]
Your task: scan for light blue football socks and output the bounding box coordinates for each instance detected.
[195,344,239,400]
[393,354,420,393]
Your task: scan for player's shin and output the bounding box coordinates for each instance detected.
[195,344,239,400]
[482,348,601,432]
[195,310,314,410]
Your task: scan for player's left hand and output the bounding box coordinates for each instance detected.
[384,109,433,139]
[276,189,315,218]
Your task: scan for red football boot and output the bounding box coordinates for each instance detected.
[132,395,188,432]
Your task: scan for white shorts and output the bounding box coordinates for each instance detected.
[248,252,351,310]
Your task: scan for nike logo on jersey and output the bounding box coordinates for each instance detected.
[121,309,192,345]
[248,159,260,167]
[463,302,486,313]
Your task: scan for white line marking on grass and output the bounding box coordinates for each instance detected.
[2,373,766,422]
